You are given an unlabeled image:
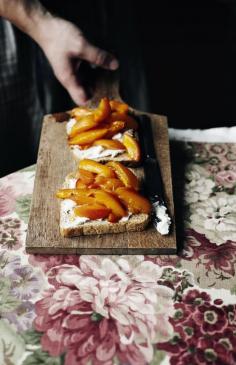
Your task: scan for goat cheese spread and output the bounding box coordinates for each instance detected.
[66,118,77,134]
[66,118,125,159]
[61,199,90,229]
[71,145,124,160]
[60,178,132,228]
[153,202,171,235]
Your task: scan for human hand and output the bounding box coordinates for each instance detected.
[35,16,119,105]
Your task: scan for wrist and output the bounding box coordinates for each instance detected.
[0,0,54,47]
[22,6,54,46]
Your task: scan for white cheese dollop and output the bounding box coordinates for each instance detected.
[153,202,171,235]
[112,133,123,142]
[64,177,77,189]
[60,199,90,229]
[60,198,132,229]
[66,118,77,135]
[120,213,132,222]
[71,145,124,160]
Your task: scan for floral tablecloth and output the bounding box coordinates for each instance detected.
[0,142,236,365]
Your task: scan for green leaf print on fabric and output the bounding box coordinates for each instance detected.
[150,350,166,365]
[0,278,21,313]
[230,285,236,295]
[0,319,25,365]
[15,195,32,223]
[22,349,62,365]
[21,329,42,346]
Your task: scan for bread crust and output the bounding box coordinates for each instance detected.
[71,149,141,166]
[60,213,150,237]
[59,160,149,237]
[69,130,141,166]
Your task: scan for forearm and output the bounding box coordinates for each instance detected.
[0,0,118,104]
[0,0,52,44]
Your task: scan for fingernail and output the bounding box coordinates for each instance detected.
[109,58,119,70]
[80,96,88,105]
[77,92,87,105]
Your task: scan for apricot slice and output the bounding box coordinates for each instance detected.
[70,107,92,119]
[107,161,139,190]
[108,212,120,223]
[72,195,96,205]
[123,134,141,161]
[93,139,125,150]
[94,97,111,123]
[105,121,125,138]
[79,144,92,150]
[69,115,98,138]
[68,128,108,146]
[94,190,127,218]
[74,204,111,220]
[109,100,129,114]
[115,187,151,214]
[78,169,95,185]
[75,180,88,189]
[79,159,115,178]
[56,188,96,200]
[109,112,138,130]
[95,176,124,192]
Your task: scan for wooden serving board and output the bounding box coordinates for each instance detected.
[26,71,176,254]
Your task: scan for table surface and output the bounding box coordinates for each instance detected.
[0,140,236,365]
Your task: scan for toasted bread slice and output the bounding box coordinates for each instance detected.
[67,119,141,166]
[60,210,149,237]
[70,148,140,166]
[58,168,150,237]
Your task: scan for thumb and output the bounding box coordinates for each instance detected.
[80,39,119,70]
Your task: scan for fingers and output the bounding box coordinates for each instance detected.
[65,76,87,105]
[57,61,87,105]
[80,39,119,70]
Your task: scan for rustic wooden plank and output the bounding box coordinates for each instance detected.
[26,113,176,255]
[26,70,176,255]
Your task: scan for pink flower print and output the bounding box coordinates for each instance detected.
[215,170,236,188]
[158,289,236,365]
[3,170,34,196]
[184,289,211,306]
[193,305,227,334]
[0,186,16,216]
[34,256,175,364]
[0,216,25,250]
[28,254,80,273]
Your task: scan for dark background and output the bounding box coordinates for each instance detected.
[41,0,236,128]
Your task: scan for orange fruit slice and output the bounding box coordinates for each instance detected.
[93,139,125,150]
[123,134,141,161]
[74,204,111,220]
[115,187,151,214]
[95,176,124,192]
[69,115,98,138]
[94,97,111,123]
[94,190,127,218]
[68,128,108,146]
[109,100,129,114]
[79,159,115,178]
[107,161,139,190]
[105,121,125,138]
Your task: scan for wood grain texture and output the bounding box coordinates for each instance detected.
[26,70,176,254]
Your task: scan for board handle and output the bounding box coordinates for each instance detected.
[88,69,122,107]
[52,69,121,122]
